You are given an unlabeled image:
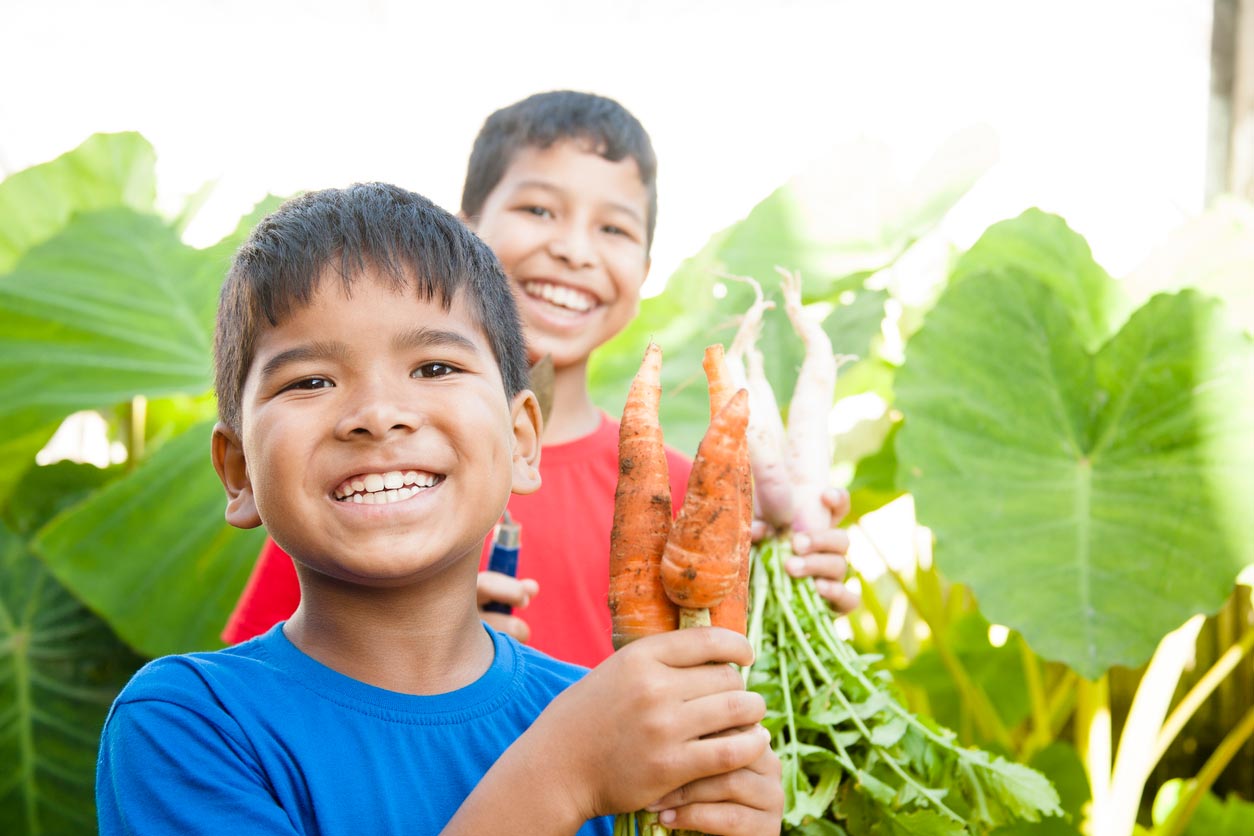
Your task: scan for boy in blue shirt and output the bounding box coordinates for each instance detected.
[96,183,782,835]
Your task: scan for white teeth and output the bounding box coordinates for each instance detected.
[524,281,595,313]
[336,469,441,503]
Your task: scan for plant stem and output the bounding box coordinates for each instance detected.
[1153,622,1254,765]
[1020,640,1052,761]
[679,608,710,628]
[1106,615,1205,836]
[1075,676,1111,836]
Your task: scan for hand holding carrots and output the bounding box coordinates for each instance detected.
[522,628,773,824]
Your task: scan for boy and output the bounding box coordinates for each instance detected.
[223,91,858,667]
[97,183,782,835]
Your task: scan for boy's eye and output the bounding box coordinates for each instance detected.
[412,362,459,379]
[283,377,334,392]
[522,205,553,218]
[602,224,627,237]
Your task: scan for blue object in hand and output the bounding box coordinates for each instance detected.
[484,511,520,616]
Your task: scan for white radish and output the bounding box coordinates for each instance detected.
[778,267,847,534]
[722,272,794,530]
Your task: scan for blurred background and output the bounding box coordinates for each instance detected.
[2,2,1252,835]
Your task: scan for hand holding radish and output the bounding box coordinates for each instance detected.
[476,571,539,641]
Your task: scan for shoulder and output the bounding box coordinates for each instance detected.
[500,631,590,694]
[109,630,287,727]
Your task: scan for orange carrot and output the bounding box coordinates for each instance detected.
[608,342,678,648]
[660,388,750,627]
[701,345,752,636]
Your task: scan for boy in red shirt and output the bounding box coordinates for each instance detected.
[223,91,858,666]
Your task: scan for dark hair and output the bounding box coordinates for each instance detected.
[460,90,658,249]
[214,182,529,433]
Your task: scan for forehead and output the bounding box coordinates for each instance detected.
[250,270,492,367]
[495,140,648,214]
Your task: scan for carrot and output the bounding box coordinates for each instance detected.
[701,345,752,636]
[723,273,794,531]
[608,341,678,648]
[660,388,750,628]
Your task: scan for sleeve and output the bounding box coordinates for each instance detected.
[97,698,300,836]
[221,538,301,644]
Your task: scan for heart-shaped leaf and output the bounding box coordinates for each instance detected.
[0,132,156,274]
[0,522,145,833]
[35,421,267,657]
[896,268,1254,676]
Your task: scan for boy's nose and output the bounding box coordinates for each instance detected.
[547,222,595,269]
[334,387,419,440]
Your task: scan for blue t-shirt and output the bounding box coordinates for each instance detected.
[97,624,611,835]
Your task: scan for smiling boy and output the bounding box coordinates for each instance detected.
[96,183,782,835]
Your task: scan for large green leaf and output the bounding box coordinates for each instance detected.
[0,208,227,498]
[0,132,157,274]
[949,209,1132,353]
[35,421,267,657]
[895,271,1254,676]
[0,521,145,834]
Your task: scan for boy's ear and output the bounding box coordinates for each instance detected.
[211,422,262,529]
[509,389,543,495]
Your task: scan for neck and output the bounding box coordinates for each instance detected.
[540,357,603,444]
[283,564,494,695]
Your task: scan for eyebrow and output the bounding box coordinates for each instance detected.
[392,326,481,355]
[259,341,349,381]
[514,179,646,226]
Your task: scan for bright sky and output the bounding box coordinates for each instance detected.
[2,0,1213,291]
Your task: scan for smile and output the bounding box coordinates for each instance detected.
[522,280,597,313]
[334,470,443,504]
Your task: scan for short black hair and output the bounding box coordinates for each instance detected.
[214,182,529,433]
[460,90,658,249]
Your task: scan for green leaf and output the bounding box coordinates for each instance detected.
[0,132,157,274]
[0,522,146,833]
[34,421,266,657]
[991,743,1086,835]
[3,460,123,537]
[896,268,1254,675]
[0,208,227,497]
[949,209,1131,352]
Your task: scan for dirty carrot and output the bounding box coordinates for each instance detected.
[701,344,752,636]
[608,341,678,648]
[660,388,750,628]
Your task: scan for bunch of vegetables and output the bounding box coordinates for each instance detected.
[729,269,1062,834]
[607,340,753,836]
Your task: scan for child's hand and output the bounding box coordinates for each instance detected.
[646,727,783,835]
[532,627,769,821]
[752,487,860,615]
[476,571,539,641]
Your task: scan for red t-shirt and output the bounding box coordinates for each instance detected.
[221,414,693,668]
